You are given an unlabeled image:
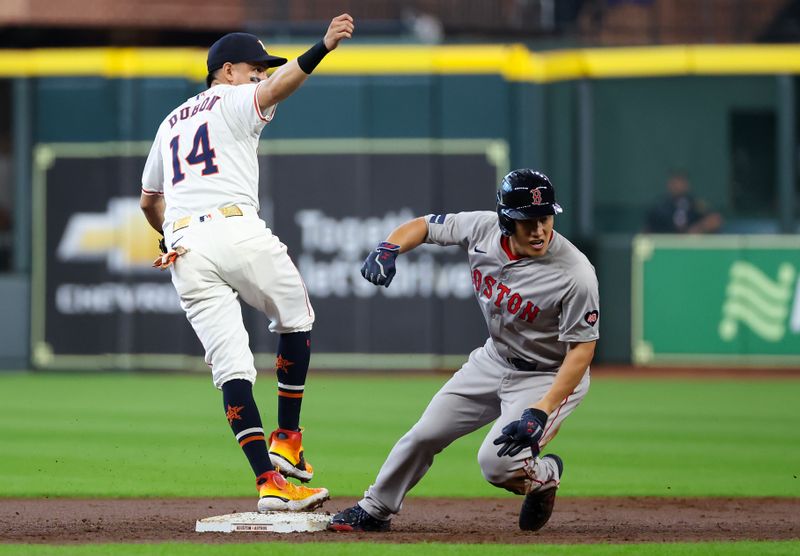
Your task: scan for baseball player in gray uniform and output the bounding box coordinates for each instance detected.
[328,169,599,532]
[140,15,354,512]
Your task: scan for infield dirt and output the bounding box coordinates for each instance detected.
[1,497,798,544]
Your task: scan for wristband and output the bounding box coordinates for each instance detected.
[377,241,400,252]
[526,408,549,424]
[297,40,330,74]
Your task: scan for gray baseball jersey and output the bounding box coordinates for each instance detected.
[425,211,599,368]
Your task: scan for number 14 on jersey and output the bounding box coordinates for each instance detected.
[169,123,219,185]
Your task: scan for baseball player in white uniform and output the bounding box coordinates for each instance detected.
[139,15,354,512]
[328,169,599,532]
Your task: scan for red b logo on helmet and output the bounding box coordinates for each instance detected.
[531,188,543,205]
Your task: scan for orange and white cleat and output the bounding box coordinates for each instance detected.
[269,428,314,482]
[256,470,329,513]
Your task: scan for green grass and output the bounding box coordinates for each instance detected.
[0,372,799,498]
[0,542,798,555]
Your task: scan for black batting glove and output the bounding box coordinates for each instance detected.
[361,241,400,287]
[493,408,548,458]
[158,236,167,254]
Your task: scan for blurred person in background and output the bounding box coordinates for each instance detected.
[140,14,354,513]
[644,170,722,234]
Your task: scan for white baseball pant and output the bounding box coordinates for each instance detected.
[163,204,314,388]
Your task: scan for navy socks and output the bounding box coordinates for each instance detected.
[275,331,311,431]
[221,378,273,477]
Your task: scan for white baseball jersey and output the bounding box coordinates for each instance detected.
[425,211,600,369]
[141,82,314,388]
[141,82,276,223]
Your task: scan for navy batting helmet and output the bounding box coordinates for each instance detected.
[496,169,563,236]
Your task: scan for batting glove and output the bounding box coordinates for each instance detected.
[493,408,548,458]
[152,245,189,271]
[361,241,400,287]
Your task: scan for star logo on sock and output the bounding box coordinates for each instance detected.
[225,404,244,424]
[275,355,294,373]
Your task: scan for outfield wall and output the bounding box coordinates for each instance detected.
[2,44,798,369]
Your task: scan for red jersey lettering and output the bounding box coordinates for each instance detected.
[495,283,511,307]
[472,269,483,292]
[482,276,496,299]
[474,270,542,322]
[518,301,541,322]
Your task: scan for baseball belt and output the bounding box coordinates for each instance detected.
[172,204,244,233]
[507,358,557,373]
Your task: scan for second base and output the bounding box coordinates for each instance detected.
[196,511,330,533]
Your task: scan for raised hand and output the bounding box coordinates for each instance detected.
[324,13,355,51]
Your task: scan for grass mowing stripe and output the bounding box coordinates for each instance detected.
[0,541,798,555]
[0,373,798,497]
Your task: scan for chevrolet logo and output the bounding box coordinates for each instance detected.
[56,198,162,273]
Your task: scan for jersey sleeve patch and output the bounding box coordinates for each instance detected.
[429,214,446,224]
[584,310,599,326]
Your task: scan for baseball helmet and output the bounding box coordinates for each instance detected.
[496,169,563,236]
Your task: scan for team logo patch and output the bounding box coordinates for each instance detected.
[584,310,599,326]
[225,404,244,424]
[429,214,446,224]
[275,355,294,373]
[531,188,543,205]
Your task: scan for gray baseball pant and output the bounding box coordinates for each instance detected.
[359,339,590,520]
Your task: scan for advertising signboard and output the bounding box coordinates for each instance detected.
[632,235,800,367]
[32,140,508,370]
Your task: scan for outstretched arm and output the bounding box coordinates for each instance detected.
[385,217,428,254]
[361,217,428,287]
[257,14,354,110]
